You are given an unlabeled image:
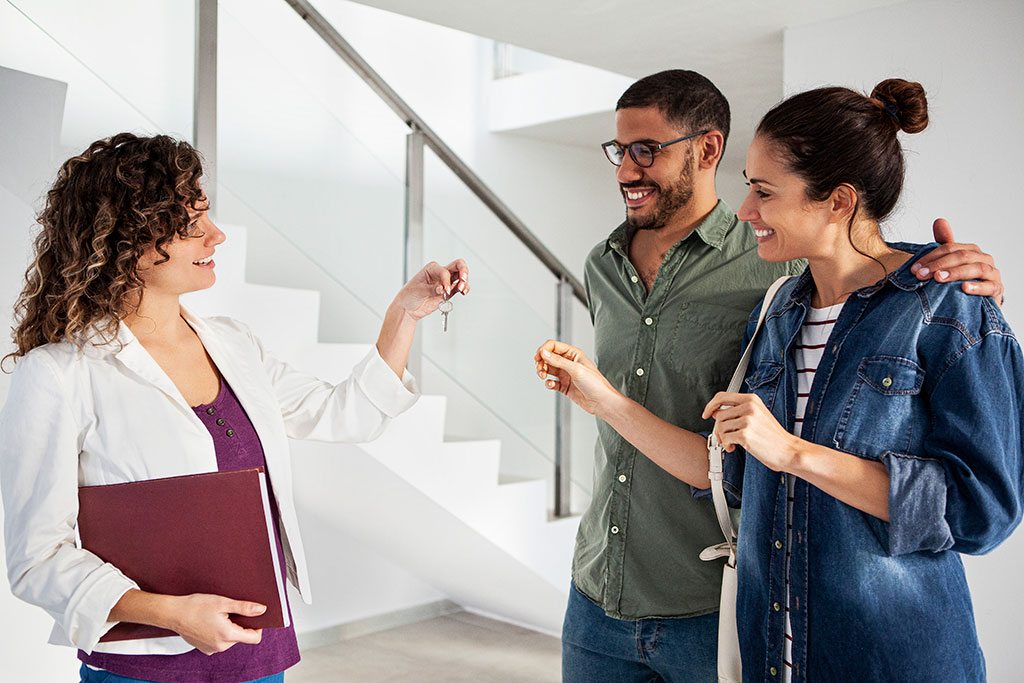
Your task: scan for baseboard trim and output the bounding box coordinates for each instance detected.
[296,599,463,651]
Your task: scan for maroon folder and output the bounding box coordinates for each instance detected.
[77,467,289,642]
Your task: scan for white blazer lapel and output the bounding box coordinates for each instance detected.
[182,308,285,465]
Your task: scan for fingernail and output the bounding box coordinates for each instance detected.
[937,270,949,280]
[541,350,551,358]
[910,263,920,272]
[966,282,978,291]
[917,267,929,277]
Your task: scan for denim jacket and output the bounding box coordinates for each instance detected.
[724,243,1024,682]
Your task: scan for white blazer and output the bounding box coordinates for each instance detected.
[0,307,418,655]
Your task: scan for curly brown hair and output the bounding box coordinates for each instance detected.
[3,133,205,368]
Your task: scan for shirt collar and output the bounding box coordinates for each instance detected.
[602,200,735,256]
[785,241,939,305]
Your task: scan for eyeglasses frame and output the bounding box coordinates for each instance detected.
[601,129,710,168]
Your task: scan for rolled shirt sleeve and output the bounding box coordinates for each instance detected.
[883,331,1024,556]
[0,351,139,653]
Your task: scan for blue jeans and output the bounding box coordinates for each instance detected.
[79,663,284,683]
[562,582,718,683]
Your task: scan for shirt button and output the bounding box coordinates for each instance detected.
[882,376,893,388]
[780,474,786,484]
[610,241,620,249]
[832,343,839,354]
[618,474,627,483]
[644,317,653,325]
[206,407,216,415]
[216,418,225,426]
[226,429,235,437]
[770,666,778,676]
[775,540,783,549]
[636,368,644,376]
[773,602,781,612]
[611,526,620,534]
[631,275,639,283]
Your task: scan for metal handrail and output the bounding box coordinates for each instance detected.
[282,0,586,306]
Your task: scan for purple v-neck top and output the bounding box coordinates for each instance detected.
[79,376,301,682]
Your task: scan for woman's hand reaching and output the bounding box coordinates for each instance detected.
[392,259,469,321]
[376,259,470,378]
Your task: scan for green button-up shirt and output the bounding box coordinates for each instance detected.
[575,200,804,619]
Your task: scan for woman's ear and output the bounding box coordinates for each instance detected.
[829,183,859,223]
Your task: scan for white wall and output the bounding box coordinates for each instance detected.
[784,1,1024,678]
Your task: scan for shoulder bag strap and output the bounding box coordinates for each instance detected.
[708,275,792,567]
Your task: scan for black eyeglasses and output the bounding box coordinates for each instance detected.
[601,130,709,168]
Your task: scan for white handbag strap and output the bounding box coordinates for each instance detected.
[707,275,792,568]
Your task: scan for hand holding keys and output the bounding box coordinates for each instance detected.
[438,277,459,332]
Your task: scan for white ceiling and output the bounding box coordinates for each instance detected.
[344,0,908,167]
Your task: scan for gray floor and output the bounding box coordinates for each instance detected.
[287,611,561,683]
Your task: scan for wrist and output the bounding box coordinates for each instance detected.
[598,388,632,423]
[783,434,811,476]
[386,301,418,328]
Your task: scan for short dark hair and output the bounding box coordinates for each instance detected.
[756,78,928,223]
[617,70,731,156]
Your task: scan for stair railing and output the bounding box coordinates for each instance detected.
[193,0,583,516]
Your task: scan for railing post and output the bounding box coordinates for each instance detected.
[194,0,218,213]
[554,277,573,517]
[404,128,425,383]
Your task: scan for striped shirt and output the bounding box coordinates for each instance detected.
[784,302,843,681]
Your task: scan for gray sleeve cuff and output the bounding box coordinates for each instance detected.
[882,452,954,555]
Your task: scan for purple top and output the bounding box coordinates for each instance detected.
[80,376,301,682]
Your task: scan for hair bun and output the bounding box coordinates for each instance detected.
[870,79,928,134]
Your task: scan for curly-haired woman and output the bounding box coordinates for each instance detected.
[0,133,469,683]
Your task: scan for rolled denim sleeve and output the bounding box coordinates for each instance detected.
[884,331,1024,556]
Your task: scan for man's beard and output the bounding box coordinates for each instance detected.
[624,150,695,231]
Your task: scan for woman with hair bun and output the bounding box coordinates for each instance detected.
[536,79,1023,681]
[0,133,469,683]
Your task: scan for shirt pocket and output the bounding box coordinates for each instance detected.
[667,302,747,385]
[744,361,785,412]
[833,355,925,457]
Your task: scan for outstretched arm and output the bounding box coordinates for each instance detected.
[535,340,710,487]
[911,219,1003,305]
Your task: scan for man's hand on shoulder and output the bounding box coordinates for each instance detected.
[910,218,1004,306]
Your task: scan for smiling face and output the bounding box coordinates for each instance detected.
[136,196,226,299]
[737,136,836,263]
[613,106,698,232]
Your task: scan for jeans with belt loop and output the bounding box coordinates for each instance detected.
[562,582,718,683]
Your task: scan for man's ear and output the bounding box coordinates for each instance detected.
[697,131,725,170]
[829,183,859,222]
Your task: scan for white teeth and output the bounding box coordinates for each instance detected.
[626,189,651,201]
[193,256,213,265]
[754,229,775,238]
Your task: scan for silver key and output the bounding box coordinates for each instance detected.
[438,297,453,332]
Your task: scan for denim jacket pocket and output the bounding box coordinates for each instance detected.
[834,356,925,457]
[744,361,785,412]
